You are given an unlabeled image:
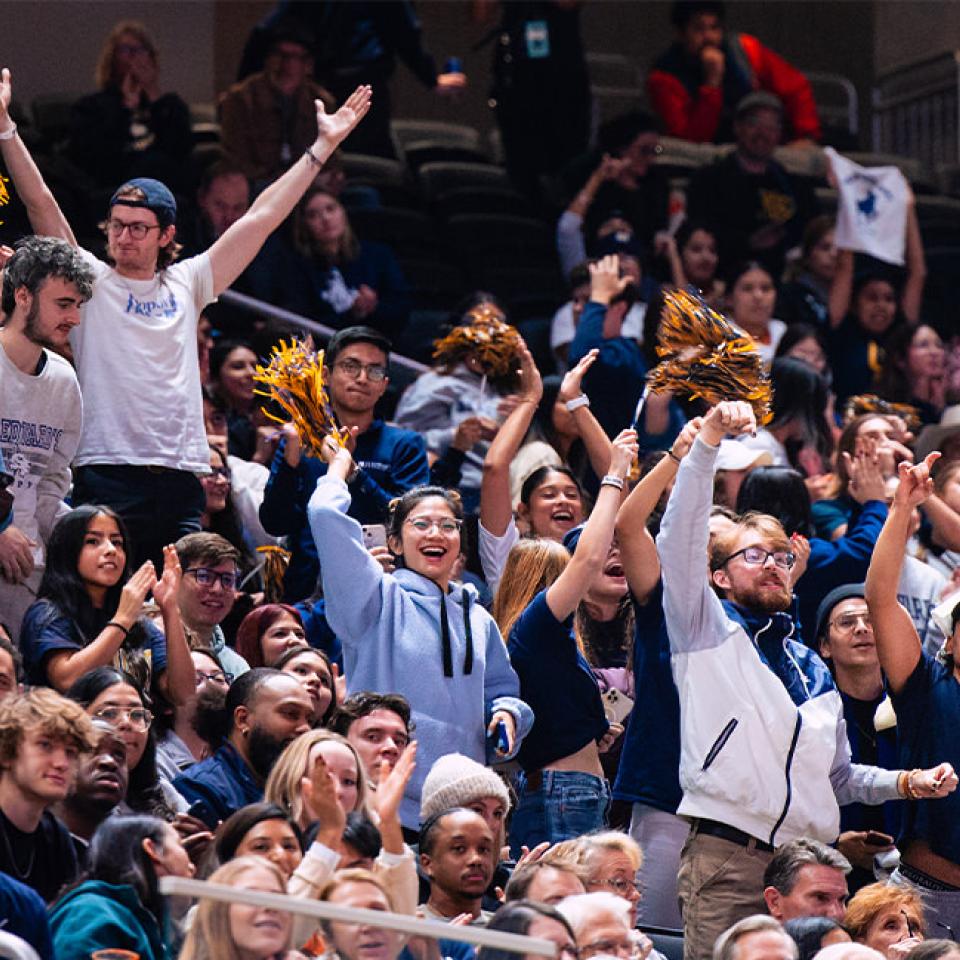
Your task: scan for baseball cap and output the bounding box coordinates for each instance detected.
[110,177,177,227]
[715,440,774,472]
[735,91,784,120]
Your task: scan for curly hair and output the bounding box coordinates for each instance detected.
[0,688,97,766]
[1,236,95,317]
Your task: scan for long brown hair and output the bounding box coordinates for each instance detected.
[293,187,360,264]
[492,539,570,642]
[95,20,158,90]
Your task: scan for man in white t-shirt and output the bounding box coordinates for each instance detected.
[0,66,371,568]
[0,237,94,638]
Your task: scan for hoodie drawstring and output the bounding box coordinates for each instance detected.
[438,583,474,677]
[462,591,474,675]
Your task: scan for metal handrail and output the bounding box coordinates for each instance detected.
[218,290,431,375]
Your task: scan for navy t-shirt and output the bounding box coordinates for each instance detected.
[890,652,960,861]
[507,590,608,772]
[19,600,168,689]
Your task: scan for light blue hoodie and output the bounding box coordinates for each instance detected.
[308,474,534,828]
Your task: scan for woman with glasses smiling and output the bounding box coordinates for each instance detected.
[308,442,533,834]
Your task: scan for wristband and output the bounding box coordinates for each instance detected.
[106,621,130,638]
[565,394,590,412]
[600,474,625,491]
[667,449,682,464]
[304,145,323,167]
[0,123,16,141]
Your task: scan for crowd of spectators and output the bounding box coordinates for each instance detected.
[3,4,960,960]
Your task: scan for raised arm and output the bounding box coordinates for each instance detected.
[557,350,613,479]
[0,68,75,243]
[900,191,926,325]
[617,417,703,603]
[208,86,371,296]
[546,430,638,620]
[828,248,854,330]
[479,343,542,538]
[865,453,939,693]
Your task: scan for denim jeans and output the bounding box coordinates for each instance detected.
[73,465,204,570]
[509,770,610,858]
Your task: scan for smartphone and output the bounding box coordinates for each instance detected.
[864,830,894,847]
[361,524,387,550]
[491,721,510,756]
[602,688,635,725]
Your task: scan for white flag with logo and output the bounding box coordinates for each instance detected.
[825,147,909,265]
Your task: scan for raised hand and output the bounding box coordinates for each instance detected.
[376,740,417,825]
[893,452,940,509]
[844,448,886,505]
[670,416,704,461]
[301,754,346,840]
[589,254,629,306]
[559,348,598,404]
[116,561,158,626]
[451,416,485,453]
[0,68,12,125]
[609,429,639,480]
[152,545,182,612]
[700,401,757,447]
[515,341,543,404]
[789,534,810,588]
[315,86,373,153]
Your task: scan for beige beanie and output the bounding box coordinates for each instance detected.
[419,753,512,824]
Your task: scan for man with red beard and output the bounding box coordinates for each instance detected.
[656,401,955,960]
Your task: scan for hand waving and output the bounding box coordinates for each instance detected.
[152,545,182,612]
[894,452,939,510]
[559,349,598,404]
[315,86,373,153]
[0,68,12,125]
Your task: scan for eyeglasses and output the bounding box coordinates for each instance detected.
[591,877,643,897]
[207,467,231,481]
[405,517,462,535]
[830,611,872,631]
[103,219,163,240]
[334,359,389,382]
[195,670,232,687]
[580,938,641,960]
[184,567,241,591]
[724,546,796,571]
[94,707,153,730]
[116,43,149,57]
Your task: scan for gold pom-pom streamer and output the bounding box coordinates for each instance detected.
[432,305,523,380]
[256,545,291,605]
[253,339,348,456]
[645,289,773,424]
[842,394,920,432]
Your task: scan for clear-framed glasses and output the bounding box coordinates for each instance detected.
[593,877,643,897]
[184,567,241,591]
[405,517,462,535]
[94,706,153,730]
[724,545,796,571]
[830,611,872,632]
[334,358,389,382]
[103,219,162,240]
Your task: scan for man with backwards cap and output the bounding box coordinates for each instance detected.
[0,65,371,567]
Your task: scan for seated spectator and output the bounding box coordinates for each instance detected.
[19,505,192,703]
[315,870,404,960]
[844,883,925,960]
[504,856,588,905]
[174,532,250,679]
[571,833,643,926]
[0,688,97,902]
[659,219,725,306]
[713,915,800,960]
[209,340,276,464]
[0,236,93,641]
[0,631,21,702]
[261,326,428,603]
[274,645,337,727]
[198,445,257,567]
[778,216,837,329]
[181,160,252,255]
[556,891,649,960]
[48,815,194,960]
[907,944,960,960]
[67,666,182,817]
[213,802,304,883]
[647,1,821,144]
[762,839,851,924]
[308,453,533,831]
[551,264,602,372]
[420,808,496,924]
[784,918,852,960]
[219,21,334,184]
[173,668,313,828]
[479,901,579,960]
[724,261,786,366]
[53,719,129,861]
[332,691,413,792]
[877,323,946,426]
[775,323,832,382]
[235,604,309,668]
[179,857,291,960]
[0,871,54,960]
[253,187,410,338]
[155,647,231,783]
[67,21,193,190]
[686,93,819,278]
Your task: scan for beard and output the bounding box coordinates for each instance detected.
[23,298,57,350]
[247,726,290,779]
[734,579,793,614]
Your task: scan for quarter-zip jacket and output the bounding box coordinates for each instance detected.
[657,437,901,846]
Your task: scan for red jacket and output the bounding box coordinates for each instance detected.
[648,33,822,143]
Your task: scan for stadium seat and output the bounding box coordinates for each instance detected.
[419,162,513,201]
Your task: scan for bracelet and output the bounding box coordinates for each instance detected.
[565,394,590,412]
[600,474,625,491]
[0,123,16,141]
[667,449,682,464]
[106,621,130,638]
[902,769,923,800]
[304,145,323,167]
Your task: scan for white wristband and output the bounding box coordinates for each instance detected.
[0,123,16,141]
[600,474,625,491]
[565,394,590,412]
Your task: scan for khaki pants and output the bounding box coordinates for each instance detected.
[678,828,773,960]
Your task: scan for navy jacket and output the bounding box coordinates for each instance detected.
[260,422,429,602]
[172,742,262,829]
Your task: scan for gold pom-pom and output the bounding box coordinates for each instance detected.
[432,305,522,380]
[842,394,921,432]
[253,339,348,456]
[646,289,773,424]
[256,545,291,604]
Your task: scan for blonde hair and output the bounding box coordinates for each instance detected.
[844,882,926,942]
[317,868,395,937]
[709,511,790,572]
[0,688,97,767]
[492,539,570,641]
[576,831,643,876]
[95,20,157,90]
[263,730,372,827]
[179,857,289,960]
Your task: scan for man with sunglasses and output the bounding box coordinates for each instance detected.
[261,325,428,602]
[657,401,954,960]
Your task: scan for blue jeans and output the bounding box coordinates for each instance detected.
[509,770,610,857]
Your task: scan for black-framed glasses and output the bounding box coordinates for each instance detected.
[334,358,389,382]
[184,567,241,591]
[94,706,153,730]
[724,546,796,571]
[207,466,231,480]
[103,219,163,240]
[195,670,232,687]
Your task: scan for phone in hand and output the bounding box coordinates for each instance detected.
[491,721,510,756]
[361,524,387,550]
[602,688,635,725]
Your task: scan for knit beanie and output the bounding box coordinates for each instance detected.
[419,753,511,823]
